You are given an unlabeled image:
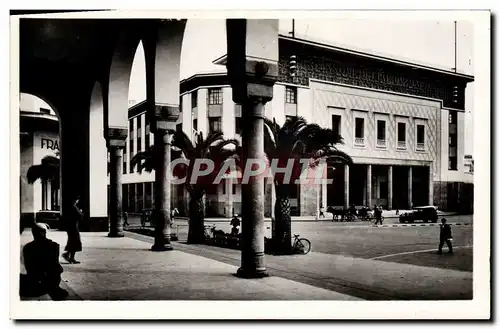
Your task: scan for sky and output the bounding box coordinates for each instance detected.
[21,18,475,155]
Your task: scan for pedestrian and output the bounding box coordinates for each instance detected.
[230,213,241,236]
[395,208,399,215]
[21,223,68,300]
[123,211,129,227]
[437,218,453,254]
[62,196,83,264]
[171,207,179,225]
[374,204,382,225]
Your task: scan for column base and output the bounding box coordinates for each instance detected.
[235,267,269,279]
[151,244,174,252]
[107,231,125,238]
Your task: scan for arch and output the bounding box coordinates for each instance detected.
[89,82,108,220]
[107,28,142,132]
[19,93,61,226]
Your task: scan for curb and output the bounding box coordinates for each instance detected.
[372,223,471,228]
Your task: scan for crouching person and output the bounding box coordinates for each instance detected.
[20,223,68,300]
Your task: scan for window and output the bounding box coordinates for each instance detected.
[193,119,198,131]
[397,122,406,149]
[129,119,135,156]
[176,123,182,132]
[209,117,222,133]
[448,111,458,170]
[416,124,425,151]
[376,120,386,147]
[123,140,127,174]
[191,90,198,108]
[354,117,364,145]
[179,96,183,112]
[331,115,341,137]
[222,182,226,195]
[136,115,142,155]
[232,184,236,195]
[40,108,51,114]
[235,117,243,135]
[285,86,297,104]
[208,88,223,105]
[145,116,150,149]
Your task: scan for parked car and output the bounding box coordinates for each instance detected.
[399,206,438,223]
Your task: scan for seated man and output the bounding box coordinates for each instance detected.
[20,223,68,300]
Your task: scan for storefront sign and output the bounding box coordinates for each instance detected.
[41,138,59,151]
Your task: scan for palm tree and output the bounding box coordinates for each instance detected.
[27,155,60,189]
[131,130,239,244]
[263,116,353,254]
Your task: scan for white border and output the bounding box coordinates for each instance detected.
[7,9,491,321]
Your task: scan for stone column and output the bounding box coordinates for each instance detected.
[225,18,278,276]
[428,164,434,206]
[388,165,393,210]
[408,166,413,209]
[237,99,268,278]
[107,128,127,238]
[366,164,372,208]
[227,177,233,217]
[344,164,350,208]
[151,106,179,251]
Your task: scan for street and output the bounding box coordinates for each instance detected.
[126,214,473,273]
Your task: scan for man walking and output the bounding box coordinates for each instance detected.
[438,218,453,254]
[123,211,129,227]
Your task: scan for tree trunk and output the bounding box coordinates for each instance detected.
[187,195,206,244]
[273,184,292,254]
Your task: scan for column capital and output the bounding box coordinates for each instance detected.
[150,104,180,133]
[106,127,127,148]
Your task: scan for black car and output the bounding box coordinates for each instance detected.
[399,206,438,223]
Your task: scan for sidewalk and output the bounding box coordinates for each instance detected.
[19,231,360,301]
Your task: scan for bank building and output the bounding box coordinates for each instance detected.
[19,33,474,223]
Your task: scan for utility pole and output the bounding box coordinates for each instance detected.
[290,19,295,38]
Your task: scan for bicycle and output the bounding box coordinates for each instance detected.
[370,215,385,225]
[292,234,311,255]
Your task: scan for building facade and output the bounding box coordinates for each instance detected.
[118,35,474,217]
[20,106,60,222]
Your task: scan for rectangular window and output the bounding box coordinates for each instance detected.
[235,117,242,135]
[354,117,364,145]
[448,111,458,170]
[285,86,297,104]
[417,124,425,150]
[209,117,222,133]
[232,184,236,195]
[136,115,142,154]
[377,120,386,141]
[193,119,198,131]
[376,120,386,148]
[331,115,341,137]
[397,122,406,142]
[191,90,198,108]
[208,88,223,105]
[145,116,150,149]
[129,119,135,156]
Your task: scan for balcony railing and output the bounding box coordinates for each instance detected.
[397,141,406,149]
[376,139,386,148]
[354,137,365,146]
[416,142,425,151]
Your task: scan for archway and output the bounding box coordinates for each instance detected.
[19,93,61,229]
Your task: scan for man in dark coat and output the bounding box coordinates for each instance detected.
[438,218,453,254]
[21,223,68,300]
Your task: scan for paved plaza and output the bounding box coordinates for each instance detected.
[19,214,473,301]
